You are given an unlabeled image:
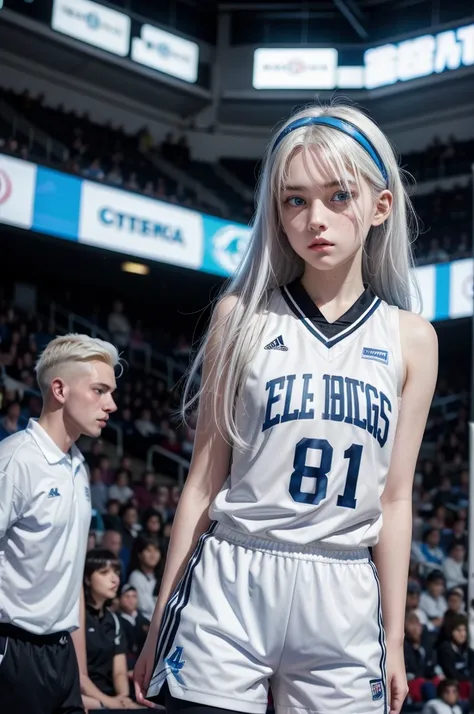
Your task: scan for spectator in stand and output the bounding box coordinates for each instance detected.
[109,469,134,505]
[83,158,105,181]
[127,537,163,622]
[420,570,448,629]
[106,163,123,187]
[438,590,467,645]
[74,548,140,710]
[133,470,157,511]
[0,401,26,440]
[103,500,122,531]
[404,612,438,704]
[407,581,432,630]
[412,529,445,575]
[124,172,140,192]
[134,408,158,439]
[445,519,468,553]
[107,300,131,350]
[141,509,165,551]
[421,680,463,714]
[161,428,180,454]
[443,544,467,592]
[98,454,115,486]
[90,466,109,514]
[117,584,150,673]
[121,504,141,550]
[437,615,474,692]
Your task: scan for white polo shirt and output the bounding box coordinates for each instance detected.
[0,419,91,634]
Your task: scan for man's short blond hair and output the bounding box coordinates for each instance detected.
[35,333,120,395]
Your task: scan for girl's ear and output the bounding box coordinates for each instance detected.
[371,190,393,226]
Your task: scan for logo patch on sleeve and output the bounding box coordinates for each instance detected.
[362,347,389,365]
[370,679,384,701]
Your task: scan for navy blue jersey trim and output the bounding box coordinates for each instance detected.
[150,522,217,686]
[281,287,382,348]
[369,560,388,714]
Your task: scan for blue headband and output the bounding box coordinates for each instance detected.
[272,116,389,186]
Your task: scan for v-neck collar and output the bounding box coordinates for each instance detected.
[281,280,382,349]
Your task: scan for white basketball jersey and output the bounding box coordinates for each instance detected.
[210,280,403,548]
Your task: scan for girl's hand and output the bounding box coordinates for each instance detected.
[386,643,408,714]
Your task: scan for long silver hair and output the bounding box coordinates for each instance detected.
[183,103,418,447]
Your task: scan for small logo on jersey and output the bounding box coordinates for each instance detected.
[85,486,91,502]
[264,335,288,351]
[166,646,186,685]
[361,347,388,365]
[370,679,384,701]
[47,487,61,498]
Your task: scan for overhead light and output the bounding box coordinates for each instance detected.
[121,261,150,276]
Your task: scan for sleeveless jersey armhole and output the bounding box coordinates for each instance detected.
[388,305,404,400]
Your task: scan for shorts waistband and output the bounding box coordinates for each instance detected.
[213,523,371,563]
[0,623,70,644]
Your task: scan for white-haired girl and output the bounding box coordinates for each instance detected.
[135,104,438,714]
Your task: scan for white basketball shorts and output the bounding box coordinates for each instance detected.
[147,522,388,714]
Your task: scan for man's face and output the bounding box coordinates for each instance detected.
[53,360,117,439]
[102,530,122,556]
[120,590,138,614]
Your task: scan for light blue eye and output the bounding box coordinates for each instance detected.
[332,191,352,202]
[287,196,306,207]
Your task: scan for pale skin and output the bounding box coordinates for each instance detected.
[38,359,119,709]
[134,146,438,713]
[39,359,118,450]
[72,571,145,710]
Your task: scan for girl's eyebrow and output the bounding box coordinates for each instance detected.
[281,179,357,192]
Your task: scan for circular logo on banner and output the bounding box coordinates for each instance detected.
[0,169,12,205]
[86,12,100,30]
[157,43,171,57]
[288,60,306,74]
[212,225,250,274]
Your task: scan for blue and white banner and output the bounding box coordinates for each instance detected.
[79,181,204,270]
[0,154,37,229]
[52,0,131,57]
[0,155,471,324]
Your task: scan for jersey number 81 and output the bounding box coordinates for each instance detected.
[289,438,363,510]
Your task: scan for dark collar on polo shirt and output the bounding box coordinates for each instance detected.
[27,418,85,467]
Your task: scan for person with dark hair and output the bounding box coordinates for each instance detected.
[437,615,474,684]
[127,537,164,621]
[121,503,141,551]
[412,529,445,575]
[421,680,462,714]
[133,471,157,511]
[72,548,141,710]
[420,570,448,628]
[141,508,165,550]
[404,612,438,704]
[437,590,466,645]
[118,585,150,672]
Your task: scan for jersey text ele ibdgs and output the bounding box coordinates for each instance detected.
[262,373,392,448]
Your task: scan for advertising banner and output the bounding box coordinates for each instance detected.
[131,23,199,83]
[253,48,338,89]
[51,0,131,57]
[0,154,37,230]
[78,181,204,270]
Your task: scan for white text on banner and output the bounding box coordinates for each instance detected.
[449,259,472,319]
[52,0,131,57]
[78,182,204,269]
[0,154,37,230]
